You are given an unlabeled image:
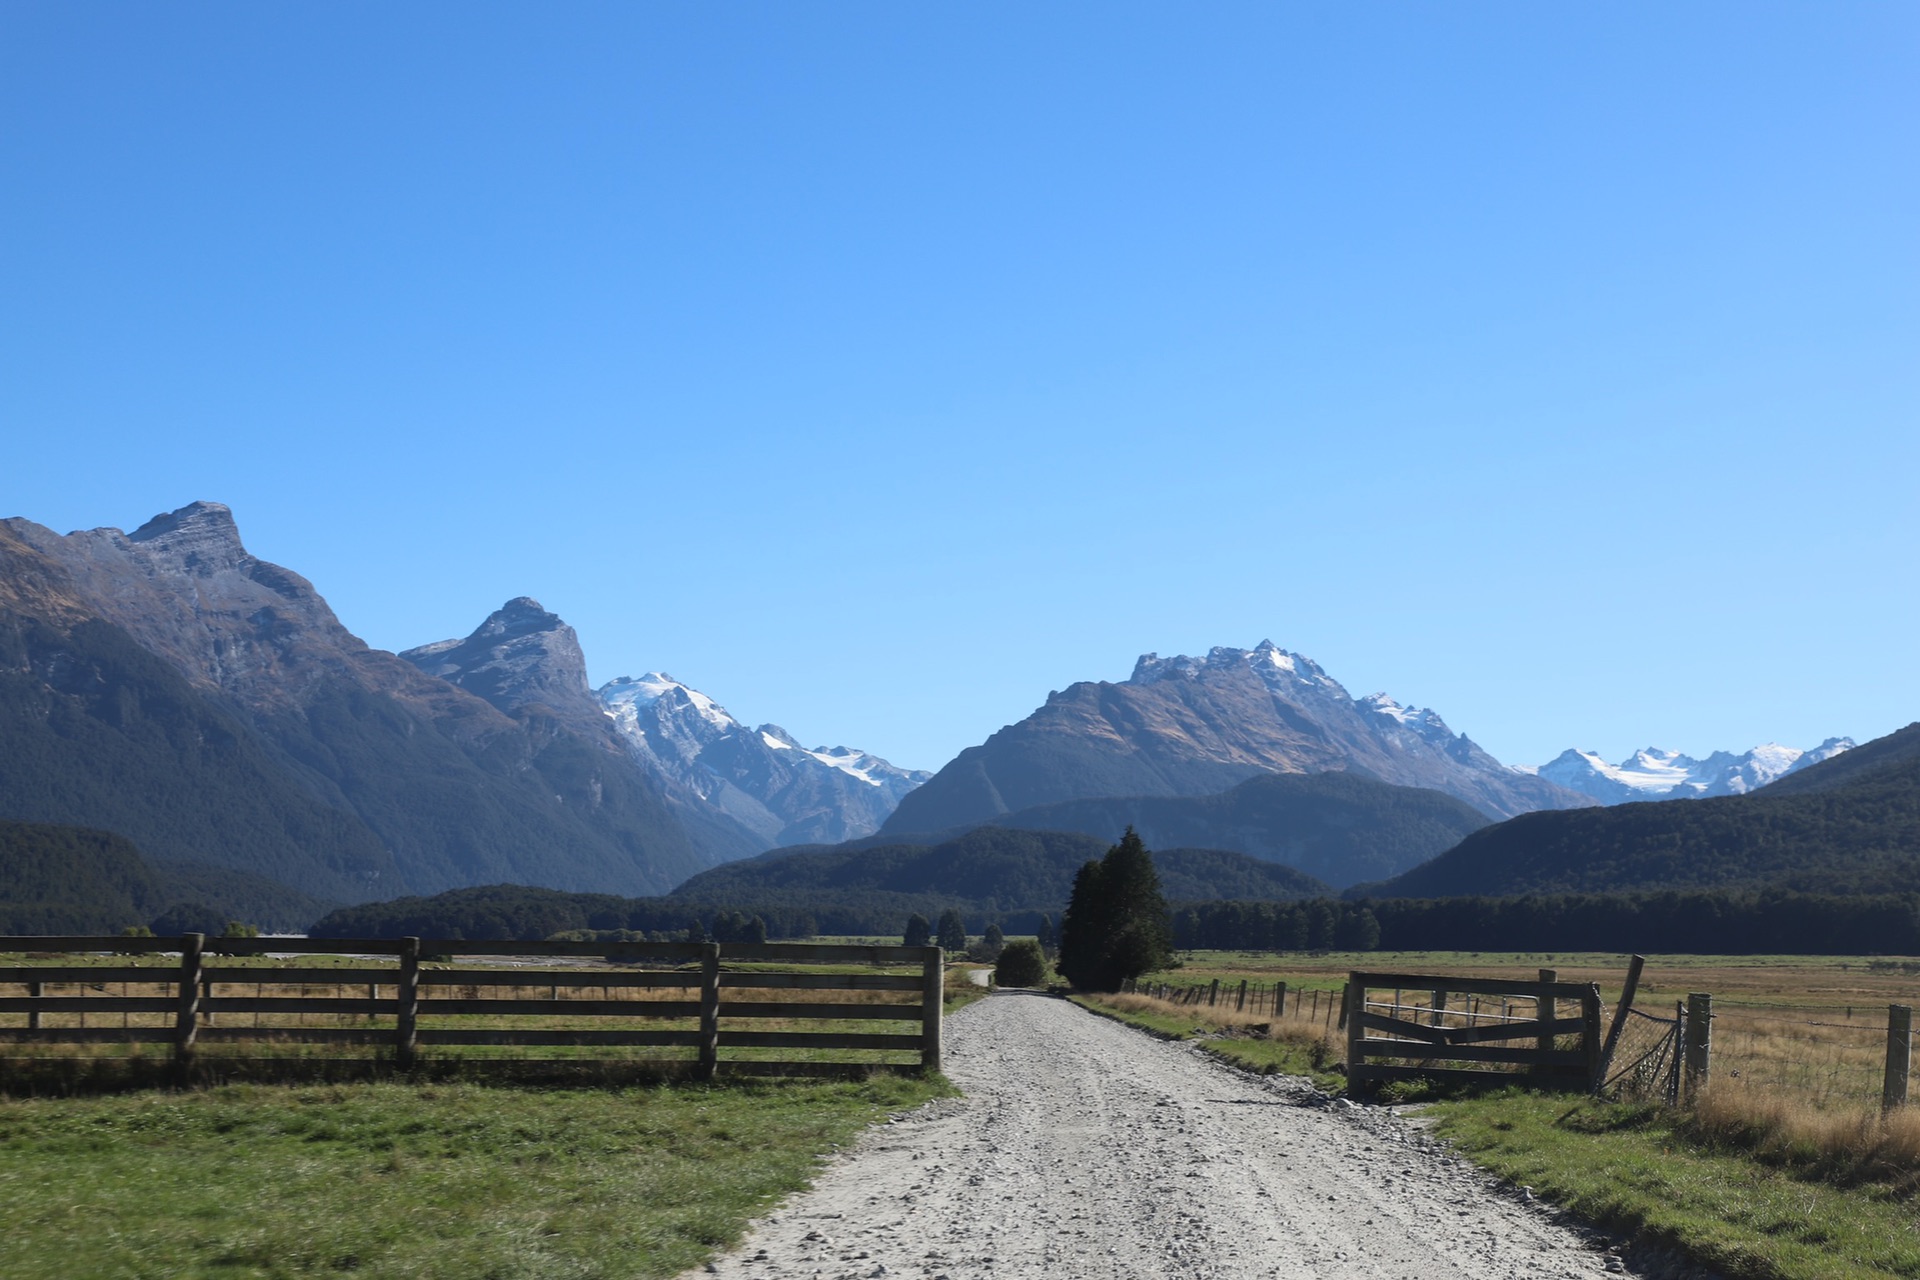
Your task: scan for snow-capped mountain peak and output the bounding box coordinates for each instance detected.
[1131,641,1347,699]
[889,637,1592,832]
[1529,738,1856,804]
[803,743,922,789]
[594,673,929,846]
[601,672,740,733]
[1356,693,1456,744]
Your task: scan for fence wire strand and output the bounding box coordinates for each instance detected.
[1603,1007,1681,1103]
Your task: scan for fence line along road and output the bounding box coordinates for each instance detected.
[0,935,945,1081]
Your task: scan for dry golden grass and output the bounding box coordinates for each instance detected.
[1101,989,1343,1060]
[1149,950,1920,1177]
[1687,1078,1920,1184]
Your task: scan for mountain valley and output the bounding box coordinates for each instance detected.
[0,499,1904,938]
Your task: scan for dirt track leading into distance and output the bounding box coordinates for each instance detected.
[690,990,1665,1280]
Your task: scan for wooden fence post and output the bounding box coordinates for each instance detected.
[1237,979,1247,1011]
[395,937,420,1070]
[1533,969,1557,1077]
[1275,981,1287,1019]
[1884,1004,1911,1113]
[1208,978,1220,1007]
[698,941,722,1081]
[921,946,944,1073]
[1581,984,1603,1091]
[1345,978,1365,1086]
[174,932,204,1073]
[1684,993,1712,1100]
[1595,954,1646,1088]
[1431,988,1447,1027]
[27,979,41,1031]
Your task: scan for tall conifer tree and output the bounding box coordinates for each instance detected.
[936,908,968,953]
[1057,827,1171,991]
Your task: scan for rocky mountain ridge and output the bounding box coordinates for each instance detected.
[399,602,932,850]
[885,640,1594,835]
[0,503,709,900]
[595,672,929,846]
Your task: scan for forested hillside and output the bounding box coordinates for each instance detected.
[310,828,1331,940]
[0,819,332,933]
[972,771,1492,888]
[1176,890,1920,956]
[672,826,1330,918]
[0,614,399,902]
[1365,723,1920,899]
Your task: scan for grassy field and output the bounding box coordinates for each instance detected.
[1081,949,1920,1280]
[0,948,982,1277]
[0,946,991,1279]
[1150,949,1920,1111]
[0,1074,950,1280]
[1434,1091,1920,1280]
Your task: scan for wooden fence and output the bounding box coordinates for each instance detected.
[0,935,944,1080]
[1126,962,1920,1110]
[1344,969,1604,1092]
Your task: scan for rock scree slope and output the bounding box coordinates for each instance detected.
[690,993,1659,1280]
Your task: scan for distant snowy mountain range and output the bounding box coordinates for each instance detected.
[598,671,929,848]
[1516,740,1855,804]
[2,497,1872,921]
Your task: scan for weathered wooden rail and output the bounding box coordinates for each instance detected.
[0,935,944,1080]
[1344,969,1603,1092]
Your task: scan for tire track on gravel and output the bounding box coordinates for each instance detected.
[689,990,1668,1280]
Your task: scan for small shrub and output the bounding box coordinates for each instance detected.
[995,940,1048,987]
[903,914,932,947]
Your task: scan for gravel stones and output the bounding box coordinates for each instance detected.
[686,991,1714,1280]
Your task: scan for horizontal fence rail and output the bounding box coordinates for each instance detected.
[0,935,944,1081]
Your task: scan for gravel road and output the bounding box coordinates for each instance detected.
[690,991,1677,1280]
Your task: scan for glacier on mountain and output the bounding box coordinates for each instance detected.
[1518,738,1855,804]
[597,671,930,845]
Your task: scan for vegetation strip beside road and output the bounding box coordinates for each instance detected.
[0,1075,952,1280]
[1435,1092,1920,1280]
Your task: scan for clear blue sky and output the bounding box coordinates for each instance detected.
[3,4,1915,773]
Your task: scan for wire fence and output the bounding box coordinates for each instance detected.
[1127,969,1920,1114]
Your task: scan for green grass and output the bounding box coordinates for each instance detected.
[1071,994,1347,1092]
[0,1075,951,1279]
[1433,1091,1920,1280]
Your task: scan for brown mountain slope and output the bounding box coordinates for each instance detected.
[0,502,711,897]
[885,641,1591,834]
